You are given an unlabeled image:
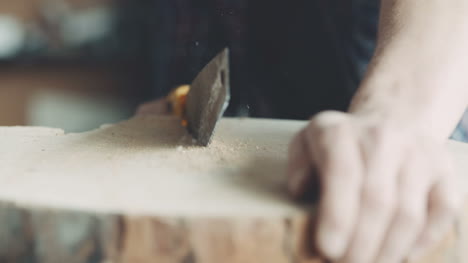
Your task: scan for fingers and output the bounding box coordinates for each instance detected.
[375,152,431,263]
[310,119,363,260]
[409,178,462,261]
[288,111,364,259]
[408,148,461,261]
[340,128,402,263]
[287,111,462,263]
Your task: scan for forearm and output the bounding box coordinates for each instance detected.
[349,0,468,141]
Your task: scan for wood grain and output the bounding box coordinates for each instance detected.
[0,116,466,263]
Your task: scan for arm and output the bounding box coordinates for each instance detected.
[351,0,468,141]
[288,0,468,262]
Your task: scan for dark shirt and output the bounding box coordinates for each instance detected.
[151,0,380,119]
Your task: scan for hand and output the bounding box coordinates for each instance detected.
[135,98,170,116]
[287,110,462,263]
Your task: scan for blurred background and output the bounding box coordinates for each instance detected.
[0,0,360,133]
[1,0,467,140]
[0,0,159,132]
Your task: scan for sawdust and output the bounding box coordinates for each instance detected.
[171,137,251,171]
[0,116,310,217]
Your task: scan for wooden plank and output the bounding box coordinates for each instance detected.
[0,116,466,263]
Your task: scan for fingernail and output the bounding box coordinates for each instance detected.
[317,224,346,260]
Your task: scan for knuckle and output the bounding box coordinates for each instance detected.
[313,121,351,142]
[368,124,395,144]
[434,180,462,214]
[307,117,353,150]
[439,194,460,215]
[397,204,424,227]
[310,111,349,130]
[362,186,395,212]
[323,161,360,183]
[329,122,350,137]
[311,110,344,122]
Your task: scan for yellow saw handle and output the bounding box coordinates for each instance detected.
[167,85,190,126]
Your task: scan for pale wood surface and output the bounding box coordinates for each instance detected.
[0,116,466,263]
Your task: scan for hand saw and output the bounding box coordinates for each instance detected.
[167,48,230,146]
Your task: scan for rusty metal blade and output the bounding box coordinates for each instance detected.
[185,48,230,146]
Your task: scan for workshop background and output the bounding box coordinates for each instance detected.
[0,0,157,132]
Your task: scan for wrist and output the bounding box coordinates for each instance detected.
[349,71,465,142]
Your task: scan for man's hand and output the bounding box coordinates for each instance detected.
[287,0,468,261]
[288,111,462,263]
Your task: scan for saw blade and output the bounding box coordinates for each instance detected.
[185,48,230,146]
